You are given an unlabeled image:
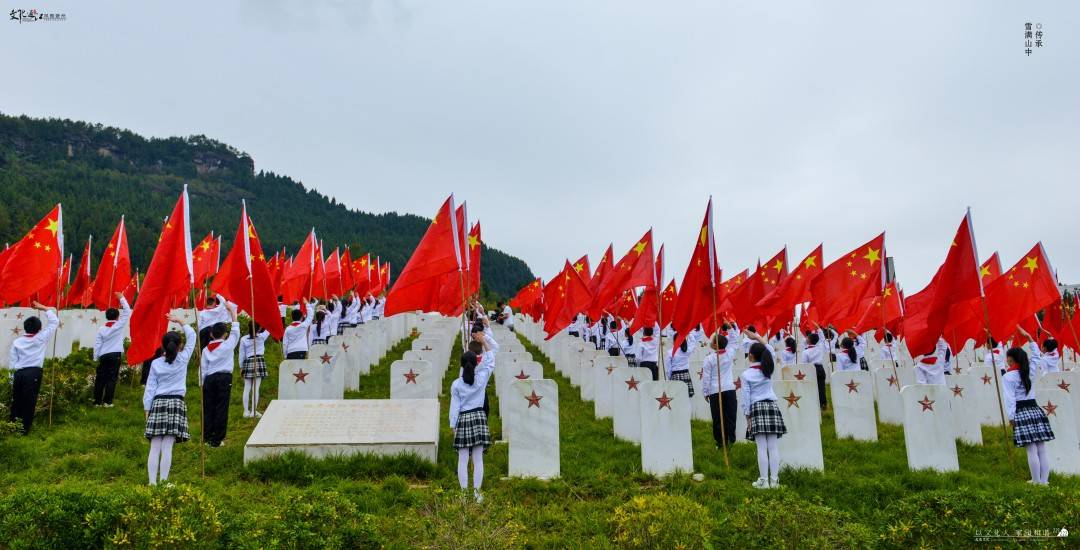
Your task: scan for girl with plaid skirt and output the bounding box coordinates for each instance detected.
[239,321,271,418]
[142,316,196,485]
[1004,347,1055,485]
[667,334,694,398]
[740,333,786,489]
[449,342,495,503]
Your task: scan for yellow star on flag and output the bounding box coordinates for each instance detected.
[573,262,584,272]
[468,234,480,249]
[632,241,647,255]
[863,247,881,266]
[804,255,817,269]
[1022,256,1038,274]
[45,218,59,236]
[980,265,991,278]
[772,259,783,272]
[698,227,708,247]
[199,240,211,251]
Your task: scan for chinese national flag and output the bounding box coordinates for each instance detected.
[311,240,329,299]
[0,204,64,305]
[340,248,354,294]
[854,282,904,335]
[128,187,193,365]
[325,248,342,296]
[433,206,471,316]
[90,216,132,310]
[354,255,371,295]
[628,245,666,334]
[757,244,823,332]
[615,290,640,321]
[671,199,719,352]
[940,252,1003,350]
[210,201,285,340]
[984,243,1061,342]
[727,247,787,328]
[1043,293,1080,354]
[542,260,593,339]
[593,229,656,314]
[586,244,615,318]
[374,260,391,295]
[902,212,983,356]
[385,196,463,316]
[715,269,748,318]
[192,232,218,287]
[572,255,591,287]
[510,278,544,321]
[65,237,94,307]
[467,222,481,296]
[282,230,317,303]
[37,255,71,307]
[808,232,886,325]
[123,270,139,304]
[372,257,384,295]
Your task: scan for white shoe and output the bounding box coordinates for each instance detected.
[769,478,780,489]
[103,403,114,408]
[254,411,262,418]
[752,478,770,489]
[473,489,484,503]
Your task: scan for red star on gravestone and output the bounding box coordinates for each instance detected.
[90,317,99,324]
[514,370,530,380]
[525,390,543,408]
[794,370,807,381]
[625,376,640,391]
[783,390,801,409]
[319,353,333,364]
[887,375,898,387]
[980,374,992,385]
[953,367,962,375]
[293,369,309,383]
[1042,400,1058,416]
[918,395,935,412]
[15,312,23,320]
[606,365,615,375]
[1057,380,1072,393]
[950,385,964,397]
[404,369,419,384]
[655,392,673,410]
[77,314,84,320]
[845,380,860,394]
[10,327,20,336]
[696,368,704,380]
[341,343,350,352]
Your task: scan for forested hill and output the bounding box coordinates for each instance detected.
[0,113,534,298]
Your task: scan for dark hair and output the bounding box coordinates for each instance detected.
[460,351,479,385]
[314,311,326,336]
[471,322,485,334]
[327,302,335,313]
[643,326,654,337]
[989,337,998,348]
[291,309,303,322]
[721,323,730,332]
[807,332,820,345]
[823,328,835,339]
[624,328,633,346]
[105,308,120,321]
[210,322,228,339]
[23,316,42,335]
[609,321,618,330]
[784,337,796,351]
[162,331,183,364]
[1006,347,1032,393]
[679,335,688,353]
[712,333,728,350]
[749,342,774,378]
[1043,338,1058,353]
[840,337,857,363]
[496,301,504,308]
[746,325,757,334]
[467,340,483,354]
[205,296,218,307]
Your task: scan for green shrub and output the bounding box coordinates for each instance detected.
[718,491,874,549]
[108,483,224,548]
[399,487,525,549]
[239,490,383,549]
[0,486,121,549]
[611,493,712,550]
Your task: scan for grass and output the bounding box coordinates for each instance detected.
[0,327,1077,548]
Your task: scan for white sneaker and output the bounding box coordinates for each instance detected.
[752,478,770,489]
[769,478,781,489]
[473,489,484,503]
[103,403,114,408]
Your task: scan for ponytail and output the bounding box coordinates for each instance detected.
[1006,347,1032,393]
[162,332,182,364]
[461,351,479,386]
[315,311,326,337]
[841,337,857,363]
[679,335,688,353]
[749,342,775,378]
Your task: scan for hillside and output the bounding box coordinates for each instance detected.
[0,113,534,298]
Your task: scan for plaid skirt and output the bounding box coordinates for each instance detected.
[453,408,492,450]
[670,369,695,397]
[241,355,268,379]
[1013,400,1055,447]
[144,395,191,442]
[311,338,328,345]
[746,399,787,440]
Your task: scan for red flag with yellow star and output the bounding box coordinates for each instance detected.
[628,245,667,334]
[586,244,614,318]
[726,248,787,328]
[543,259,593,339]
[90,216,132,310]
[467,222,481,296]
[616,289,640,321]
[123,270,139,304]
[985,243,1060,341]
[64,236,94,307]
[0,204,64,304]
[808,233,885,326]
[191,232,218,287]
[211,201,284,339]
[36,254,71,307]
[940,252,1004,349]
[1043,293,1080,354]
[340,247,354,294]
[385,196,463,316]
[854,282,903,335]
[510,278,544,321]
[757,244,823,332]
[671,199,719,352]
[594,230,656,315]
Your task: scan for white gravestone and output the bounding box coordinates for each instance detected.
[733,367,750,444]
[968,366,1006,427]
[390,360,437,399]
[579,353,597,401]
[772,379,824,471]
[612,367,652,443]
[830,371,878,442]
[901,384,959,472]
[639,380,694,476]
[244,399,440,463]
[688,360,711,421]
[336,337,363,391]
[873,367,904,425]
[1034,388,1080,475]
[593,355,628,419]
[278,359,344,400]
[1037,372,1080,438]
[498,361,544,442]
[506,379,560,479]
[946,374,983,446]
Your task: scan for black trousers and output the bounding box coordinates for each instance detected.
[707,390,737,447]
[639,361,659,381]
[814,364,828,410]
[11,367,43,435]
[202,372,232,446]
[607,348,620,357]
[286,351,307,360]
[93,352,122,405]
[140,361,152,385]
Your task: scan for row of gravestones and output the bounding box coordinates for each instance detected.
[517,314,1080,476]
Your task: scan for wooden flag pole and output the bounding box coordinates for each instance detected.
[191,285,206,478]
[46,270,63,428]
[978,299,1014,465]
[708,283,731,468]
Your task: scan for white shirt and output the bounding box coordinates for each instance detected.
[361,299,375,323]
[375,298,386,318]
[448,359,495,429]
[779,348,797,366]
[197,294,230,330]
[345,299,361,324]
[239,330,269,360]
[1028,342,1060,375]
[984,347,1006,371]
[915,354,946,385]
[801,342,824,365]
[93,297,132,360]
[278,302,288,317]
[8,309,59,370]
[667,344,691,378]
[637,334,659,362]
[853,335,867,361]
[702,348,735,396]
[200,321,240,382]
[283,302,316,355]
[1001,368,1036,421]
[142,325,196,410]
[739,347,779,416]
[879,343,897,362]
[836,351,860,372]
[502,305,514,327]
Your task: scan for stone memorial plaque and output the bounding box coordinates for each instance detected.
[901,384,958,472]
[506,379,560,479]
[831,371,877,441]
[593,355,627,419]
[772,379,824,471]
[1035,388,1080,475]
[278,359,344,400]
[390,360,437,399]
[612,367,652,443]
[639,380,694,476]
[873,366,904,425]
[946,374,982,446]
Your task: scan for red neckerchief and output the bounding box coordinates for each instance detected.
[992,349,1001,355]
[105,321,115,328]
[920,356,938,365]
[749,362,762,370]
[785,347,794,353]
[1006,364,1020,373]
[716,349,726,355]
[290,322,301,327]
[642,336,653,342]
[207,340,223,352]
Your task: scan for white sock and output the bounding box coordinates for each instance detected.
[252,378,261,413]
[1036,442,1050,483]
[159,436,175,481]
[471,446,484,490]
[754,434,769,480]
[457,448,470,489]
[148,436,162,484]
[767,434,780,479]
[242,379,253,415]
[1025,444,1040,482]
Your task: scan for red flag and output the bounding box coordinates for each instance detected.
[192,232,217,286]
[941,252,1004,349]
[385,196,464,316]
[628,245,666,334]
[340,248,354,294]
[1043,293,1080,354]
[671,200,719,352]
[586,244,615,318]
[467,222,481,296]
[0,204,64,305]
[210,201,285,340]
[65,237,94,307]
[325,248,342,296]
[726,247,787,328]
[901,212,983,355]
[985,243,1060,342]
[542,260,593,339]
[808,233,886,325]
[123,270,139,304]
[758,244,823,332]
[354,254,372,295]
[593,229,656,314]
[36,255,71,307]
[311,240,329,299]
[282,229,317,302]
[128,187,193,365]
[854,282,904,335]
[90,216,132,310]
[510,278,544,321]
[615,290,640,320]
[433,206,471,316]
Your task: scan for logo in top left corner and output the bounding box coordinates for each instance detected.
[10,9,67,23]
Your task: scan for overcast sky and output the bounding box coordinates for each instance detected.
[3,1,1077,292]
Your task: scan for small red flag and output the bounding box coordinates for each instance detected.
[985,243,1060,342]
[0,204,64,305]
[385,196,464,316]
[671,199,719,352]
[90,216,132,310]
[808,232,886,326]
[65,236,94,307]
[210,201,285,340]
